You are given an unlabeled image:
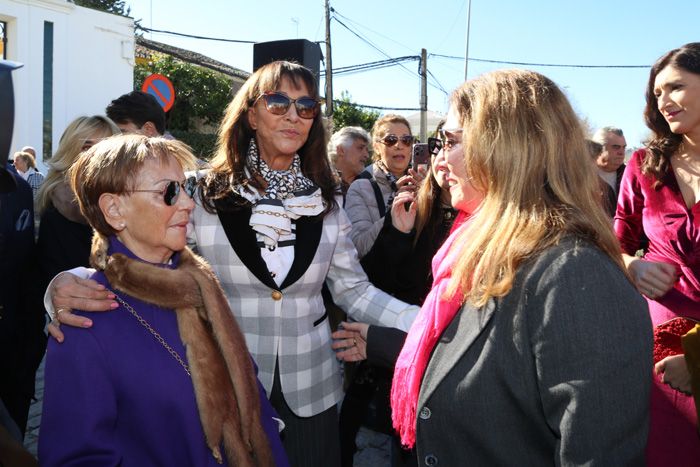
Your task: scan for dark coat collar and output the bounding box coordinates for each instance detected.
[418,299,496,406]
[216,207,323,290]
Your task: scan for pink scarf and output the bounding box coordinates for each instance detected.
[390,214,471,448]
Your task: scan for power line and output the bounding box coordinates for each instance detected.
[335,100,420,112]
[427,69,448,95]
[331,8,415,54]
[136,24,256,44]
[330,14,447,94]
[322,56,421,76]
[134,24,650,70]
[330,16,407,68]
[430,53,650,69]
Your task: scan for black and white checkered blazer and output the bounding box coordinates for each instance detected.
[188,196,418,417]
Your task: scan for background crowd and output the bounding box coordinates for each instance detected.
[2,42,700,466]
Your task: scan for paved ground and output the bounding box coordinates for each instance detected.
[23,355,43,458]
[23,355,391,466]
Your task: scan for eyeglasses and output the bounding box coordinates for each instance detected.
[428,137,442,155]
[131,177,197,206]
[438,128,464,150]
[377,134,415,147]
[255,91,320,119]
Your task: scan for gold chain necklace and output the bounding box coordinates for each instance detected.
[110,290,191,376]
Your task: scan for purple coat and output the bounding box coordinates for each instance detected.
[39,238,288,466]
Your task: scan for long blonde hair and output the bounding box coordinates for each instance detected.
[36,116,120,213]
[448,70,624,306]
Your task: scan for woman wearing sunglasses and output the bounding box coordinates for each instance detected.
[45,61,418,467]
[388,70,650,464]
[334,122,459,466]
[345,114,420,258]
[39,135,286,466]
[340,70,652,465]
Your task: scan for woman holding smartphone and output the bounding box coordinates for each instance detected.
[345,114,420,258]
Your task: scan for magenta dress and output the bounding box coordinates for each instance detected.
[615,149,700,466]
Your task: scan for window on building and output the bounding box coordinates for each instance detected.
[43,21,54,159]
[0,21,7,60]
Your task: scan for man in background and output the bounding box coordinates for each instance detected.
[327,126,370,195]
[592,126,627,198]
[106,90,166,136]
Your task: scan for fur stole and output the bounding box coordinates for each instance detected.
[92,234,274,466]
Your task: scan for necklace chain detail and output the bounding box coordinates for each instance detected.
[110,290,191,376]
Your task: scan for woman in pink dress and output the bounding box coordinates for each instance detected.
[615,42,700,466]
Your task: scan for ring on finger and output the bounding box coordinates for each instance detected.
[56,307,70,318]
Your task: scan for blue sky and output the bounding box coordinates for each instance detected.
[129,0,700,148]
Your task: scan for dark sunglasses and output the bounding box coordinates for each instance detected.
[255,91,320,119]
[378,134,414,147]
[428,137,442,155]
[131,176,197,206]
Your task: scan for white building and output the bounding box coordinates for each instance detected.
[405,110,445,138]
[0,0,134,172]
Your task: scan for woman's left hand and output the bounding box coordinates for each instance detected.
[655,354,692,394]
[331,322,369,362]
[391,191,416,233]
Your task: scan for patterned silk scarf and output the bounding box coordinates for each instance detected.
[231,138,324,248]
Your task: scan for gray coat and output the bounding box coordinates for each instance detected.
[344,163,394,258]
[415,238,652,466]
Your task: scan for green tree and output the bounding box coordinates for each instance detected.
[135,54,234,158]
[331,91,380,133]
[135,54,232,131]
[73,0,130,16]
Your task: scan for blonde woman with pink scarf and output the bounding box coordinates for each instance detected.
[338,70,653,465]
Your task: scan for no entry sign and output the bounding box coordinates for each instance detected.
[141,73,175,112]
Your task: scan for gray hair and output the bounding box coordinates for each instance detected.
[592,126,624,145]
[327,126,370,164]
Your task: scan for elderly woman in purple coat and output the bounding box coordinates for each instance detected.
[39,135,287,466]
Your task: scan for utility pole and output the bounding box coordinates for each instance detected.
[464,0,472,80]
[420,48,427,142]
[324,0,333,118]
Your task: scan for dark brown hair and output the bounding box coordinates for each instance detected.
[643,42,700,187]
[202,61,337,215]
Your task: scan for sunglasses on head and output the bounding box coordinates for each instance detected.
[378,134,414,147]
[131,176,198,206]
[428,137,442,155]
[255,91,320,119]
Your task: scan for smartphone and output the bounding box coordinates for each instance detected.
[412,143,430,172]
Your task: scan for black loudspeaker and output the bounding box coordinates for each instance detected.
[253,39,322,87]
